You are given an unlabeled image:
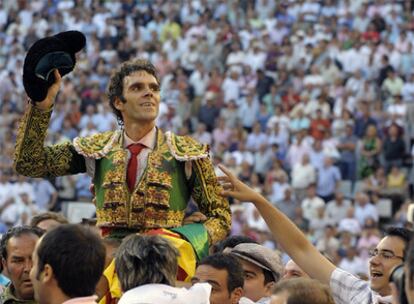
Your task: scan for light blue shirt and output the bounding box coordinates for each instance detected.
[317,165,341,197]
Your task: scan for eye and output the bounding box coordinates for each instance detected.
[11,258,24,264]
[150,84,160,92]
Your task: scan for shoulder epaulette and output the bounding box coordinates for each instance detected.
[165,131,209,161]
[73,130,121,159]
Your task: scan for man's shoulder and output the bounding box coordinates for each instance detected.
[73,130,121,159]
[1,285,37,304]
[330,268,373,304]
[164,131,209,161]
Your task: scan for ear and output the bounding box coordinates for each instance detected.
[113,96,125,111]
[230,287,243,304]
[41,264,54,284]
[265,281,276,296]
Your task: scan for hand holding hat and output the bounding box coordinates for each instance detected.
[23,30,86,104]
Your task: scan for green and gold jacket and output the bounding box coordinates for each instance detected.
[14,105,231,259]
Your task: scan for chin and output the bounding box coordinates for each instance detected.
[369,280,379,291]
[22,293,35,301]
[370,281,386,294]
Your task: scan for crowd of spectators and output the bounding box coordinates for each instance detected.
[1,0,414,286]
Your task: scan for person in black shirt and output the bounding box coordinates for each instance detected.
[383,123,406,173]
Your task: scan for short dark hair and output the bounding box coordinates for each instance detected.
[30,212,69,227]
[212,235,258,254]
[198,253,244,294]
[273,278,334,304]
[107,59,159,125]
[0,225,44,260]
[385,227,413,256]
[406,238,414,289]
[35,224,105,298]
[115,235,178,291]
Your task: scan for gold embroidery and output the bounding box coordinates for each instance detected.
[73,130,122,159]
[166,132,209,161]
[111,150,126,165]
[143,208,185,228]
[103,161,126,184]
[14,105,77,177]
[192,158,231,245]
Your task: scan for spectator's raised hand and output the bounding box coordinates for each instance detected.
[218,164,261,203]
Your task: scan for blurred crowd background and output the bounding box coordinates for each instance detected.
[0,0,414,278]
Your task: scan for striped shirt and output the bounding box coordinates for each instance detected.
[330,268,392,304]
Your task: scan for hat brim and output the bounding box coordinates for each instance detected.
[23,31,86,102]
[34,51,74,81]
[230,250,278,281]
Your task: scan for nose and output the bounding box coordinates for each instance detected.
[23,259,33,273]
[143,86,153,97]
[369,255,381,266]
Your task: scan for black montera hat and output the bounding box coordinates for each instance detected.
[23,31,86,102]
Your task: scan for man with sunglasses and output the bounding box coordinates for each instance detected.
[217,165,413,304]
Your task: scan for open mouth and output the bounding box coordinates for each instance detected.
[140,102,154,107]
[371,270,383,278]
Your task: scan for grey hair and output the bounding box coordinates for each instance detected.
[115,235,179,291]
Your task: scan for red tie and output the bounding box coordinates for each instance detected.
[127,143,144,192]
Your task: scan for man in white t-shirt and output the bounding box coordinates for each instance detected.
[301,184,325,222]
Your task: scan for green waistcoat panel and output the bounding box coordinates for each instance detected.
[93,141,192,229]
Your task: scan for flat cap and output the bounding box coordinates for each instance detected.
[227,243,283,282]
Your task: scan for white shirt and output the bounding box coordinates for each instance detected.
[291,163,316,189]
[338,256,367,276]
[325,200,352,225]
[222,77,241,103]
[355,204,379,226]
[402,82,414,102]
[119,283,211,304]
[244,202,269,232]
[338,218,361,235]
[301,196,325,221]
[0,182,14,207]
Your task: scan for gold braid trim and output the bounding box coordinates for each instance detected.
[14,104,75,177]
[192,158,231,245]
[165,131,209,161]
[73,130,121,159]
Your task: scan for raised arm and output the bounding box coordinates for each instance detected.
[14,70,86,177]
[218,164,336,285]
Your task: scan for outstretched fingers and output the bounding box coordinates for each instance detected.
[217,175,234,197]
[218,164,235,180]
[217,164,261,203]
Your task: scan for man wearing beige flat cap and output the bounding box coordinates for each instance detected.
[226,243,283,304]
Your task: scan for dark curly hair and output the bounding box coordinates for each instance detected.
[107,59,160,126]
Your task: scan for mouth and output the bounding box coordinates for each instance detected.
[370,270,383,279]
[140,102,155,107]
[22,279,32,285]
